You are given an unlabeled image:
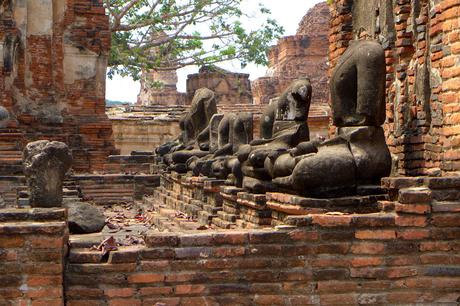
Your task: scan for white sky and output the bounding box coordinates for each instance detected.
[106,0,324,102]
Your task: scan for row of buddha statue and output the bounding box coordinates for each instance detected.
[156,40,392,198]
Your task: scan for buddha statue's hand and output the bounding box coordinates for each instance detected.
[267,148,288,163]
[291,141,320,157]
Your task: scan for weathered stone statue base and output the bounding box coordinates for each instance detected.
[23,140,72,207]
[273,126,391,197]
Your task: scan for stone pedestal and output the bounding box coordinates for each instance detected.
[236,192,272,228]
[267,192,388,226]
[212,186,243,229]
[198,179,225,225]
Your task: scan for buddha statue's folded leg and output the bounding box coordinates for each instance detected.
[210,157,230,179]
[242,176,275,194]
[172,150,210,164]
[267,140,320,178]
[273,139,357,197]
[187,155,212,176]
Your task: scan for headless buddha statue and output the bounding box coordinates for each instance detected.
[233,79,312,193]
[189,112,253,179]
[272,40,391,197]
[162,88,217,173]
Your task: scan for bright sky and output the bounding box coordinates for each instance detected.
[106,0,324,102]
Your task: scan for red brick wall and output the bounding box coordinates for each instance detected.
[328,0,460,176]
[252,3,330,107]
[0,0,118,173]
[186,72,253,106]
[63,176,460,304]
[0,208,68,305]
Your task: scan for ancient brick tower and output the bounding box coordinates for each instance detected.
[0,0,118,173]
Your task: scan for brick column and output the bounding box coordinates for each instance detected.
[0,208,68,305]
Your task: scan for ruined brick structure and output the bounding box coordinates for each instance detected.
[137,69,187,106]
[0,0,118,173]
[329,0,460,176]
[2,1,460,305]
[186,66,253,105]
[252,2,330,108]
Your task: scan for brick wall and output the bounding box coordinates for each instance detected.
[186,71,253,106]
[1,176,459,305]
[328,0,460,176]
[0,0,118,173]
[64,176,460,304]
[0,208,68,305]
[252,2,330,108]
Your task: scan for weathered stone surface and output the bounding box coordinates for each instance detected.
[186,66,252,106]
[64,201,106,234]
[157,88,218,173]
[330,40,386,127]
[137,67,186,106]
[236,79,312,193]
[191,112,253,180]
[272,41,391,197]
[23,140,72,207]
[329,0,460,177]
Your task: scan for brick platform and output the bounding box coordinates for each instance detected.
[62,173,460,305]
[1,173,459,305]
[0,208,68,305]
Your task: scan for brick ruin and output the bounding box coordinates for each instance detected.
[185,66,253,105]
[1,0,460,305]
[252,2,330,109]
[329,0,460,176]
[0,0,118,174]
[121,4,331,155]
[137,69,187,106]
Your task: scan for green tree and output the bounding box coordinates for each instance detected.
[104,0,284,80]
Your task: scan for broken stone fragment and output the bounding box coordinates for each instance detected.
[0,106,9,128]
[23,140,72,207]
[64,201,106,234]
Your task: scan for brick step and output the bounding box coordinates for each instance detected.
[78,185,134,190]
[0,150,22,156]
[212,217,236,229]
[79,190,133,195]
[431,200,460,213]
[68,248,103,263]
[84,198,134,205]
[0,165,23,175]
[0,145,21,151]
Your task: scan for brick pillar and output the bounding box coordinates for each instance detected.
[0,208,68,305]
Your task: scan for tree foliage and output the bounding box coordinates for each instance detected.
[104,0,284,80]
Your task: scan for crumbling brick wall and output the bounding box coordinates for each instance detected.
[252,2,330,107]
[0,208,67,305]
[0,0,118,173]
[63,177,460,304]
[186,67,253,106]
[329,0,460,176]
